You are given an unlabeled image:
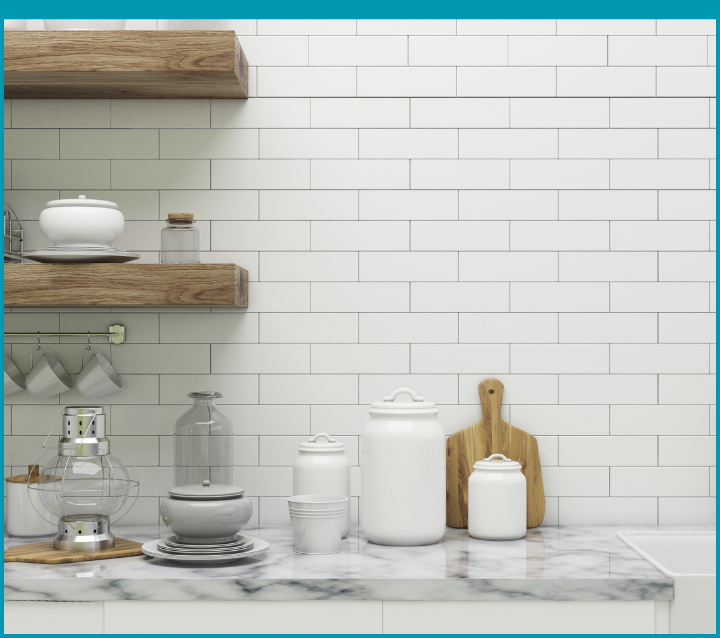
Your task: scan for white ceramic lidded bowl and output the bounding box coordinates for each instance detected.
[39,195,125,248]
[160,481,252,545]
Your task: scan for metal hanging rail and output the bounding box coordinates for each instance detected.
[4,324,126,344]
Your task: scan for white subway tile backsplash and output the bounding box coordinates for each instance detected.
[311,405,369,435]
[559,374,658,404]
[243,282,310,312]
[260,129,357,159]
[611,405,710,435]
[659,252,715,281]
[112,344,209,374]
[360,129,458,159]
[12,100,110,128]
[412,160,509,189]
[558,20,655,35]
[612,467,709,496]
[360,313,458,343]
[360,252,458,281]
[312,221,409,251]
[657,19,716,35]
[611,221,709,250]
[557,67,656,97]
[212,344,309,373]
[11,160,110,190]
[258,67,357,97]
[161,190,257,221]
[260,252,358,281]
[358,67,456,97]
[509,37,607,66]
[312,344,408,373]
[160,129,258,159]
[559,129,657,159]
[659,374,716,404]
[659,436,715,466]
[460,252,558,281]
[212,159,309,189]
[561,436,657,466]
[258,20,355,35]
[359,20,456,35]
[111,100,209,128]
[542,467,610,496]
[460,129,557,158]
[511,98,609,128]
[411,221,509,251]
[235,36,309,66]
[411,344,509,373]
[411,282,509,312]
[159,374,258,405]
[212,98,310,129]
[560,313,657,343]
[512,283,609,312]
[360,190,458,220]
[409,36,507,66]
[657,67,716,97]
[458,67,556,97]
[112,160,208,190]
[311,282,409,312]
[460,313,558,343]
[310,36,407,66]
[160,313,258,343]
[261,313,358,343]
[261,190,358,220]
[260,375,358,405]
[611,98,710,128]
[312,159,409,189]
[659,313,716,343]
[62,129,159,159]
[512,221,608,251]
[5,130,59,159]
[312,98,409,128]
[659,498,716,525]
[211,221,310,251]
[512,344,609,373]
[611,344,709,373]
[511,160,609,189]
[458,20,555,35]
[609,36,708,66]
[659,129,716,159]
[611,282,709,312]
[559,190,657,220]
[411,98,509,128]
[611,159,709,189]
[460,190,559,220]
[459,374,559,404]
[512,405,609,436]
[559,252,657,282]
[559,497,658,525]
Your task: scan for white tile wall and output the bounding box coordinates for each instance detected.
[4,20,714,527]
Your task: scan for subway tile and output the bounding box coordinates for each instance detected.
[512,160,609,189]
[460,129,557,159]
[12,100,110,128]
[412,221,509,251]
[512,221,608,251]
[611,221,709,250]
[710,37,716,66]
[310,36,407,65]
[359,20,456,35]
[360,129,458,159]
[459,373,559,405]
[234,436,260,467]
[212,221,310,251]
[659,436,715,466]
[657,67,716,97]
[11,160,110,189]
[312,221,409,251]
[259,374,358,405]
[360,190,458,221]
[660,252,715,281]
[4,130,59,159]
[360,313,458,343]
[657,19,716,35]
[559,497,658,525]
[311,282,409,312]
[358,375,459,405]
[660,313,716,343]
[458,67,556,97]
[559,374,657,404]
[560,436,657,466]
[4,99,11,128]
[235,36,308,66]
[3,190,59,221]
[258,20,355,35]
[111,100,209,128]
[512,344,609,373]
[361,251,458,281]
[61,130,158,159]
[537,436,560,466]
[460,252,558,281]
[258,67,357,97]
[112,160,208,190]
[108,405,175,436]
[659,129,716,159]
[161,190,258,221]
[4,436,50,464]
[509,36,606,66]
[260,435,358,466]
[212,98,310,128]
[312,405,370,435]
[612,405,710,435]
[312,344,408,373]
[559,129,656,159]
[412,160,509,189]
[557,67,656,97]
[460,190,558,220]
[112,344,209,374]
[411,98,509,128]
[234,467,293,496]
[160,313,258,343]
[460,313,558,343]
[411,344,509,373]
[458,20,555,35]
[612,282,709,312]
[311,98,409,128]
[358,67,456,98]
[212,344,309,373]
[112,435,160,466]
[4,158,8,187]
[659,497,716,524]
[612,467,708,496]
[409,36,507,66]
[511,405,609,436]
[559,252,657,282]
[557,20,656,35]
[260,313,358,343]
[312,159,409,189]
[260,190,358,220]
[135,467,175,497]
[160,129,258,159]
[59,312,159,343]
[260,129,357,159]
[260,252,358,281]
[560,313,657,343]
[212,159,309,190]
[659,374,716,404]
[559,190,657,220]
[159,374,258,405]
[11,405,107,435]
[224,405,310,435]
[512,282,609,312]
[542,467,609,496]
[608,36,707,66]
[611,98,709,128]
[611,159,709,189]
[511,98,609,128]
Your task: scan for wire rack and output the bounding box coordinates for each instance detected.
[4,202,23,263]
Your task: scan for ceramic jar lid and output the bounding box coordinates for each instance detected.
[168,480,245,501]
[370,387,437,411]
[298,433,345,453]
[473,454,522,471]
[45,195,119,209]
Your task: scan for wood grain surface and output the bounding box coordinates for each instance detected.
[4,537,143,564]
[4,31,249,99]
[446,378,545,529]
[4,263,249,307]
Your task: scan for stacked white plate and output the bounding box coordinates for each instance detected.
[22,246,140,263]
[142,535,269,564]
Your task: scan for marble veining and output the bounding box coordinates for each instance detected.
[4,524,699,602]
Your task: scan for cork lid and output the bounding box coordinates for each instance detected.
[6,465,61,484]
[167,213,194,222]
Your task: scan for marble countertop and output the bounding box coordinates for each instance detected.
[6,524,697,602]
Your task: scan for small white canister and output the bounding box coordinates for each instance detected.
[468,454,526,541]
[6,466,58,538]
[293,434,351,538]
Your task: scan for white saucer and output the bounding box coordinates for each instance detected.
[142,537,269,564]
[22,246,140,263]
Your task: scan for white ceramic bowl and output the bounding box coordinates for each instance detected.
[39,195,125,248]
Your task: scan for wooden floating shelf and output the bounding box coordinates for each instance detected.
[4,263,248,307]
[4,30,249,99]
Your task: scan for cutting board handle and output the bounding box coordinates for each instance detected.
[479,378,504,423]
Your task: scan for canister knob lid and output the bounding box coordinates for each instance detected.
[473,454,522,471]
[298,433,346,452]
[370,388,437,411]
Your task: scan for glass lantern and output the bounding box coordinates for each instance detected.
[175,392,234,487]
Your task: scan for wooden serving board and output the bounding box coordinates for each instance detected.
[446,378,545,529]
[4,537,143,564]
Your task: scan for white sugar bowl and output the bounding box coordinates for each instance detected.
[39,195,125,248]
[160,481,252,545]
[468,454,526,541]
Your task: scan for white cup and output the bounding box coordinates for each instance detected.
[76,350,122,399]
[288,495,348,555]
[25,348,72,399]
[4,355,26,396]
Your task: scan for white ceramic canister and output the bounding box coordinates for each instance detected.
[39,195,125,248]
[468,454,527,541]
[361,388,446,546]
[6,466,58,538]
[293,434,351,538]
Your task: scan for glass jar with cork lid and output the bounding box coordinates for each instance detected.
[161,213,200,264]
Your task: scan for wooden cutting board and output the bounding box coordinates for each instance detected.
[446,378,545,529]
[4,537,143,564]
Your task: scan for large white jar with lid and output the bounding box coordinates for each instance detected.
[361,388,446,546]
[293,433,351,538]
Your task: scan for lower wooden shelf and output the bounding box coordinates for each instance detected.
[4,263,248,307]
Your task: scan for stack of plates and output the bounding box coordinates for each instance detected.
[141,535,269,564]
[22,246,140,263]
